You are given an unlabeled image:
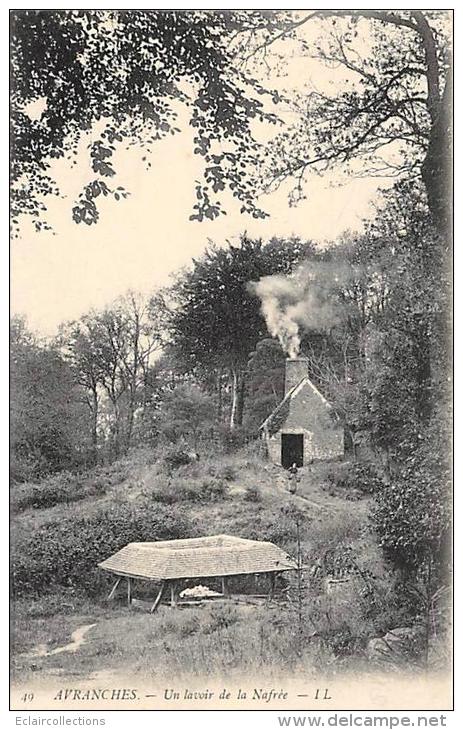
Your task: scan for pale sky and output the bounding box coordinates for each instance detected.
[11,14,387,336]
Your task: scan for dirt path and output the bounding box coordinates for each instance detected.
[28,623,96,659]
[272,473,343,515]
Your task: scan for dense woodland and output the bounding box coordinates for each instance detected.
[10,10,451,676]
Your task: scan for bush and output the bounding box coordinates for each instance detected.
[236,506,301,549]
[149,483,182,504]
[216,425,251,454]
[243,438,268,460]
[151,476,228,504]
[350,463,385,495]
[326,461,384,497]
[243,484,262,503]
[202,604,239,634]
[163,448,195,471]
[11,501,193,598]
[175,462,202,479]
[10,469,112,513]
[199,478,227,501]
[215,464,237,482]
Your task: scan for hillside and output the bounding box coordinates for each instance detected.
[11,446,386,690]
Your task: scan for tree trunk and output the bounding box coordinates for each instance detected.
[110,396,121,458]
[217,368,223,420]
[236,374,245,426]
[229,368,245,429]
[126,309,141,452]
[346,427,357,461]
[90,386,98,464]
[421,70,452,234]
[230,369,238,429]
[126,395,136,452]
[419,69,452,431]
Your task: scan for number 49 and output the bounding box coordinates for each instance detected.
[21,692,34,703]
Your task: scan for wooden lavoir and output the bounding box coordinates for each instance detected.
[98,534,298,613]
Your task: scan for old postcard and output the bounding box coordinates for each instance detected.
[10,8,453,713]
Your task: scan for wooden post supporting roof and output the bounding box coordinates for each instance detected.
[107,577,122,600]
[269,572,276,598]
[150,582,165,614]
[127,577,132,607]
[170,581,176,607]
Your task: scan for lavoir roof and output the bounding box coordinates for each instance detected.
[98,534,297,581]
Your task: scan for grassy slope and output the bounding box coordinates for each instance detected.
[11,448,379,684]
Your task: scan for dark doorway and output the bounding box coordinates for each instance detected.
[281,433,304,468]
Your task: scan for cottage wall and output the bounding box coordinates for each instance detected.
[265,380,344,464]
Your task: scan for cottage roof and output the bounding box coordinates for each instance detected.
[259,376,332,435]
[98,534,297,581]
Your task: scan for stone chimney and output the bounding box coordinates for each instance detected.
[284,357,308,395]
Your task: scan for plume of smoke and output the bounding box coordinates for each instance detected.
[248,261,352,358]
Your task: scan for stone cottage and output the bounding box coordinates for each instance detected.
[259,357,344,467]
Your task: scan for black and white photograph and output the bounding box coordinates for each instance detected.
[9,8,453,713]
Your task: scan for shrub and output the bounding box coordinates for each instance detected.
[215,464,237,482]
[236,506,300,548]
[159,612,202,639]
[243,438,268,462]
[216,425,251,454]
[176,462,202,479]
[350,463,385,495]
[11,501,193,598]
[243,484,262,503]
[150,483,182,504]
[151,477,228,504]
[10,470,110,513]
[326,461,384,497]
[163,448,195,471]
[199,478,227,501]
[202,604,239,634]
